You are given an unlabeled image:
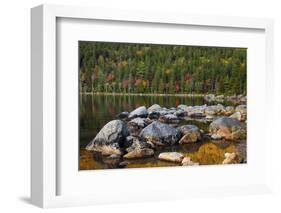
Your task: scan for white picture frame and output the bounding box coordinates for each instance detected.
[31,4,274,208]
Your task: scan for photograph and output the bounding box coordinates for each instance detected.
[79,41,247,170]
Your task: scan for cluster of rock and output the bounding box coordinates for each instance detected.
[204,94,247,105]
[86,103,247,165]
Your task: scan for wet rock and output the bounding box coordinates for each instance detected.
[177,104,188,111]
[124,148,154,159]
[123,137,154,159]
[159,114,180,123]
[119,161,129,168]
[222,152,240,164]
[174,109,185,117]
[128,117,146,127]
[210,134,223,140]
[189,112,206,118]
[166,109,177,114]
[86,120,129,155]
[144,118,154,125]
[148,104,161,113]
[107,154,121,159]
[205,104,225,115]
[224,106,235,116]
[127,118,146,136]
[178,104,194,113]
[124,135,135,147]
[235,105,247,121]
[125,137,152,152]
[209,117,246,140]
[158,109,169,116]
[128,106,148,119]
[178,125,201,144]
[188,105,207,118]
[215,95,225,102]
[229,111,242,121]
[148,111,160,119]
[158,152,184,163]
[181,157,199,166]
[205,115,216,120]
[117,111,129,119]
[240,96,247,103]
[140,121,181,146]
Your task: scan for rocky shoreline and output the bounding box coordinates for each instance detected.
[86,102,247,167]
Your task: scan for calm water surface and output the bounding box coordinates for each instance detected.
[79,94,246,170]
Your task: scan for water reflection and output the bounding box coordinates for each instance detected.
[79,94,245,170]
[80,94,208,147]
[80,140,246,170]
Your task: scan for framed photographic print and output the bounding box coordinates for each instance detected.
[31,4,274,208]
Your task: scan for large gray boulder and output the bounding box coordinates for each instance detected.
[128,106,148,119]
[178,125,201,144]
[140,121,181,146]
[86,120,129,155]
[209,117,246,140]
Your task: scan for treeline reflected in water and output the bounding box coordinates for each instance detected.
[79,94,206,147]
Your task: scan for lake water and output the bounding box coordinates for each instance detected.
[79,94,246,170]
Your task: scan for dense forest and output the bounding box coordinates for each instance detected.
[79,41,247,95]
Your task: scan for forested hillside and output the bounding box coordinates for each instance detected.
[79,41,246,95]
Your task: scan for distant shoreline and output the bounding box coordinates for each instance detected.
[80,92,206,97]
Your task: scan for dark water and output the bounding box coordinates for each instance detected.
[79,94,246,170]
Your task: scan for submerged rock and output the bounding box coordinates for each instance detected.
[140,121,181,146]
[222,152,240,164]
[123,137,154,159]
[158,152,184,163]
[178,125,201,144]
[86,120,129,155]
[181,157,199,166]
[128,106,148,119]
[209,117,246,140]
[123,148,154,159]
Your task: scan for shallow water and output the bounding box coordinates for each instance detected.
[79,94,245,170]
